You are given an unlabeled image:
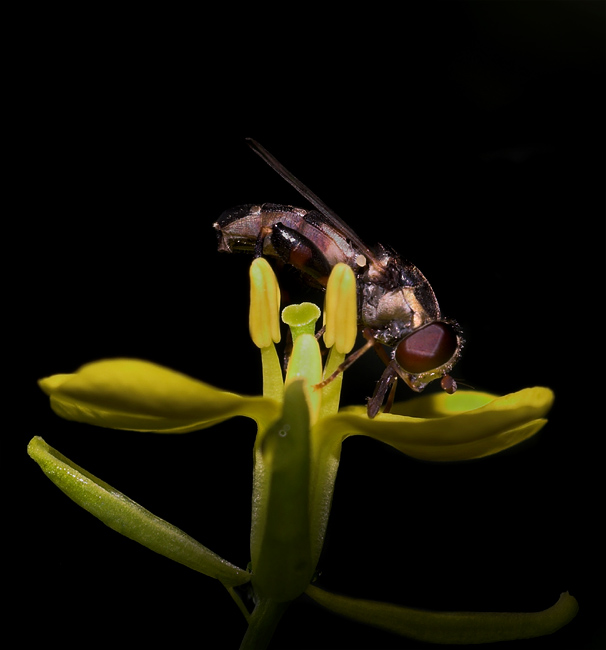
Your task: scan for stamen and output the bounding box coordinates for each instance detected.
[323,263,357,354]
[249,258,281,348]
[318,264,358,416]
[249,258,283,402]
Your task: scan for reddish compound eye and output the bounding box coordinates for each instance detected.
[395,322,458,374]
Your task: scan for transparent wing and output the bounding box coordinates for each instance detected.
[246,138,381,266]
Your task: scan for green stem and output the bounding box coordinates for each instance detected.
[239,598,290,650]
[225,585,252,624]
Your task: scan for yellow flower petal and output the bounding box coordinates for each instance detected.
[39,358,279,433]
[314,388,554,461]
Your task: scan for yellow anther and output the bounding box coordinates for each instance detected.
[323,263,358,354]
[249,258,281,348]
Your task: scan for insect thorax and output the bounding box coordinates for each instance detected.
[359,258,442,347]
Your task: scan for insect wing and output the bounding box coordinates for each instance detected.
[246,138,381,268]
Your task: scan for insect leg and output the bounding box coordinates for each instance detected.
[383,375,398,414]
[254,225,273,258]
[367,362,399,418]
[314,328,391,392]
[314,337,376,389]
[362,328,392,366]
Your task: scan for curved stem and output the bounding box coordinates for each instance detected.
[225,584,252,624]
[239,598,290,650]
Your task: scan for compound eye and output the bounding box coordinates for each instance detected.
[395,322,458,374]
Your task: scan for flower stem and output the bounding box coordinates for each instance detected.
[260,344,283,402]
[239,598,290,650]
[319,346,345,417]
[225,585,252,623]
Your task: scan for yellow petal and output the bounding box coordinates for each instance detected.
[39,358,279,433]
[315,388,554,461]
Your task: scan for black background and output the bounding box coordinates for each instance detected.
[13,3,604,649]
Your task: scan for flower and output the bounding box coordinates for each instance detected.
[29,259,577,648]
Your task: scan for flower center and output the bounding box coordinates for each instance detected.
[248,259,359,419]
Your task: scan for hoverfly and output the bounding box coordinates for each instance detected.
[214,139,464,417]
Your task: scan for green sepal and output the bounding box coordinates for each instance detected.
[308,421,343,572]
[28,436,250,587]
[306,584,578,644]
[251,381,313,602]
